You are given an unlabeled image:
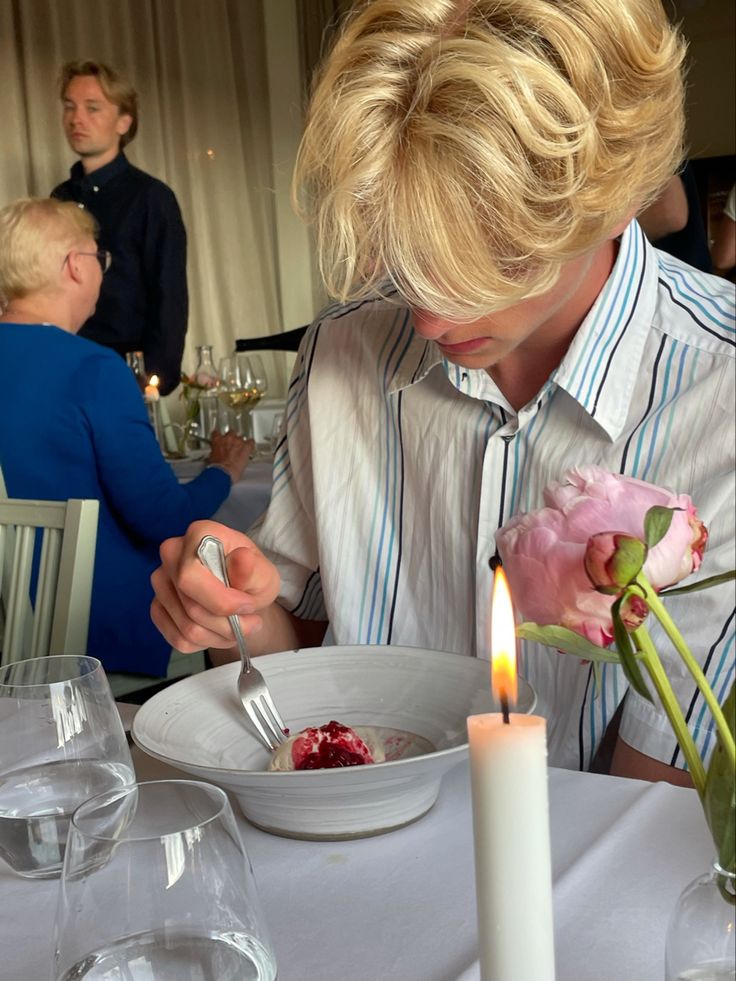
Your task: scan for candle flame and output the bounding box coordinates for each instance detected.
[149,374,160,387]
[491,566,518,708]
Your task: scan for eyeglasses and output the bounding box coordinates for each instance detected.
[62,249,112,274]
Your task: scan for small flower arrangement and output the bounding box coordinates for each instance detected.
[176,372,220,452]
[180,370,219,410]
[497,465,735,891]
[181,371,219,398]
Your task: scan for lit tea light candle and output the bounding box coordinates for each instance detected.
[144,375,178,453]
[143,374,160,401]
[467,566,555,981]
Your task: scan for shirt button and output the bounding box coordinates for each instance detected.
[77,203,85,209]
[93,186,99,192]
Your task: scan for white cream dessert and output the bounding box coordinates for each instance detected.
[269,720,386,771]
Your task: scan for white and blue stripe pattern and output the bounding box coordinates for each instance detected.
[252,221,735,771]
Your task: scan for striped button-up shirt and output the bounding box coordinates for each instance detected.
[254,220,735,771]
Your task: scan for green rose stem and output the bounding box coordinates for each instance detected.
[633,571,736,773]
[629,623,707,797]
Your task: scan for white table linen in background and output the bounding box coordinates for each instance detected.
[1,735,711,981]
[171,457,274,533]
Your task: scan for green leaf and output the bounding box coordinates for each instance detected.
[612,598,653,702]
[610,537,647,587]
[660,570,736,597]
[516,623,620,662]
[644,505,676,549]
[703,682,736,887]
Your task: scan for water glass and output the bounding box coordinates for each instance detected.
[198,391,219,441]
[0,655,134,879]
[52,780,277,981]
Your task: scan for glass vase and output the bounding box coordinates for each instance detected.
[665,861,736,980]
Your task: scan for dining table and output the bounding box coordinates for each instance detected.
[172,455,274,533]
[1,705,714,981]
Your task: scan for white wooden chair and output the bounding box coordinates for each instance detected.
[0,496,99,665]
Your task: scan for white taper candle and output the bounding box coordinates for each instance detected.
[468,712,555,981]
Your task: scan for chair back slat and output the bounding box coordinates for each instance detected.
[30,527,62,658]
[4,525,36,662]
[0,498,99,666]
[49,500,98,655]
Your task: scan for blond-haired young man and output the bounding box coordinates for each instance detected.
[150,0,735,783]
[51,60,187,395]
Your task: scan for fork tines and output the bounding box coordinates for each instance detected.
[245,691,287,752]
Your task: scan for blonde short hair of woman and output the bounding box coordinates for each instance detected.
[0,198,98,306]
[294,0,687,321]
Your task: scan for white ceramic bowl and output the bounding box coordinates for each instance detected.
[132,646,536,840]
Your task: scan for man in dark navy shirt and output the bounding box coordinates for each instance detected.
[51,60,187,395]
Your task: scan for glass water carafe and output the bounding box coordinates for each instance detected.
[188,346,220,443]
[194,346,218,387]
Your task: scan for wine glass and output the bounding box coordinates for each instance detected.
[52,780,277,981]
[0,655,134,879]
[236,354,269,450]
[217,355,251,436]
[242,354,268,405]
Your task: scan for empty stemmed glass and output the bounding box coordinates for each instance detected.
[52,779,277,981]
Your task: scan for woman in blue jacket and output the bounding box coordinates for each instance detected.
[0,198,250,675]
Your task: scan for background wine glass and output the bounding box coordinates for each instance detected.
[53,779,277,981]
[236,354,269,449]
[217,355,251,436]
[242,354,268,405]
[0,655,133,879]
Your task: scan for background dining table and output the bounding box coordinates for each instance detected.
[1,704,714,981]
[172,455,274,533]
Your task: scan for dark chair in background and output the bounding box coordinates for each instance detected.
[235,326,308,353]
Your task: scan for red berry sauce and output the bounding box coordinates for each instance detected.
[292,721,372,770]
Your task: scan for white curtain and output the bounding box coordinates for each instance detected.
[0,0,289,401]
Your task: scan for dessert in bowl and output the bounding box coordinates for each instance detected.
[132,645,536,840]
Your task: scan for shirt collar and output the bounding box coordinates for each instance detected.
[69,152,129,190]
[386,326,441,393]
[388,220,659,440]
[551,219,659,440]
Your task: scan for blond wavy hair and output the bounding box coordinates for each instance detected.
[0,198,97,306]
[294,0,686,319]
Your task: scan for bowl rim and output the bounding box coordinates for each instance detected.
[131,645,536,780]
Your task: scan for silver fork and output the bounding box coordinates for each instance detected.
[197,535,287,752]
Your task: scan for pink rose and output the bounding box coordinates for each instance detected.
[496,465,708,646]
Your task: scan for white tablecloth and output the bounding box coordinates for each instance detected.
[172,457,274,533]
[213,459,273,533]
[1,737,712,981]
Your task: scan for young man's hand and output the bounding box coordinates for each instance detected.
[150,520,280,653]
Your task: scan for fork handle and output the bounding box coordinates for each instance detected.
[196,535,252,671]
[227,613,252,672]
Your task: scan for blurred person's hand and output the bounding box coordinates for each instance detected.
[207,430,253,483]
